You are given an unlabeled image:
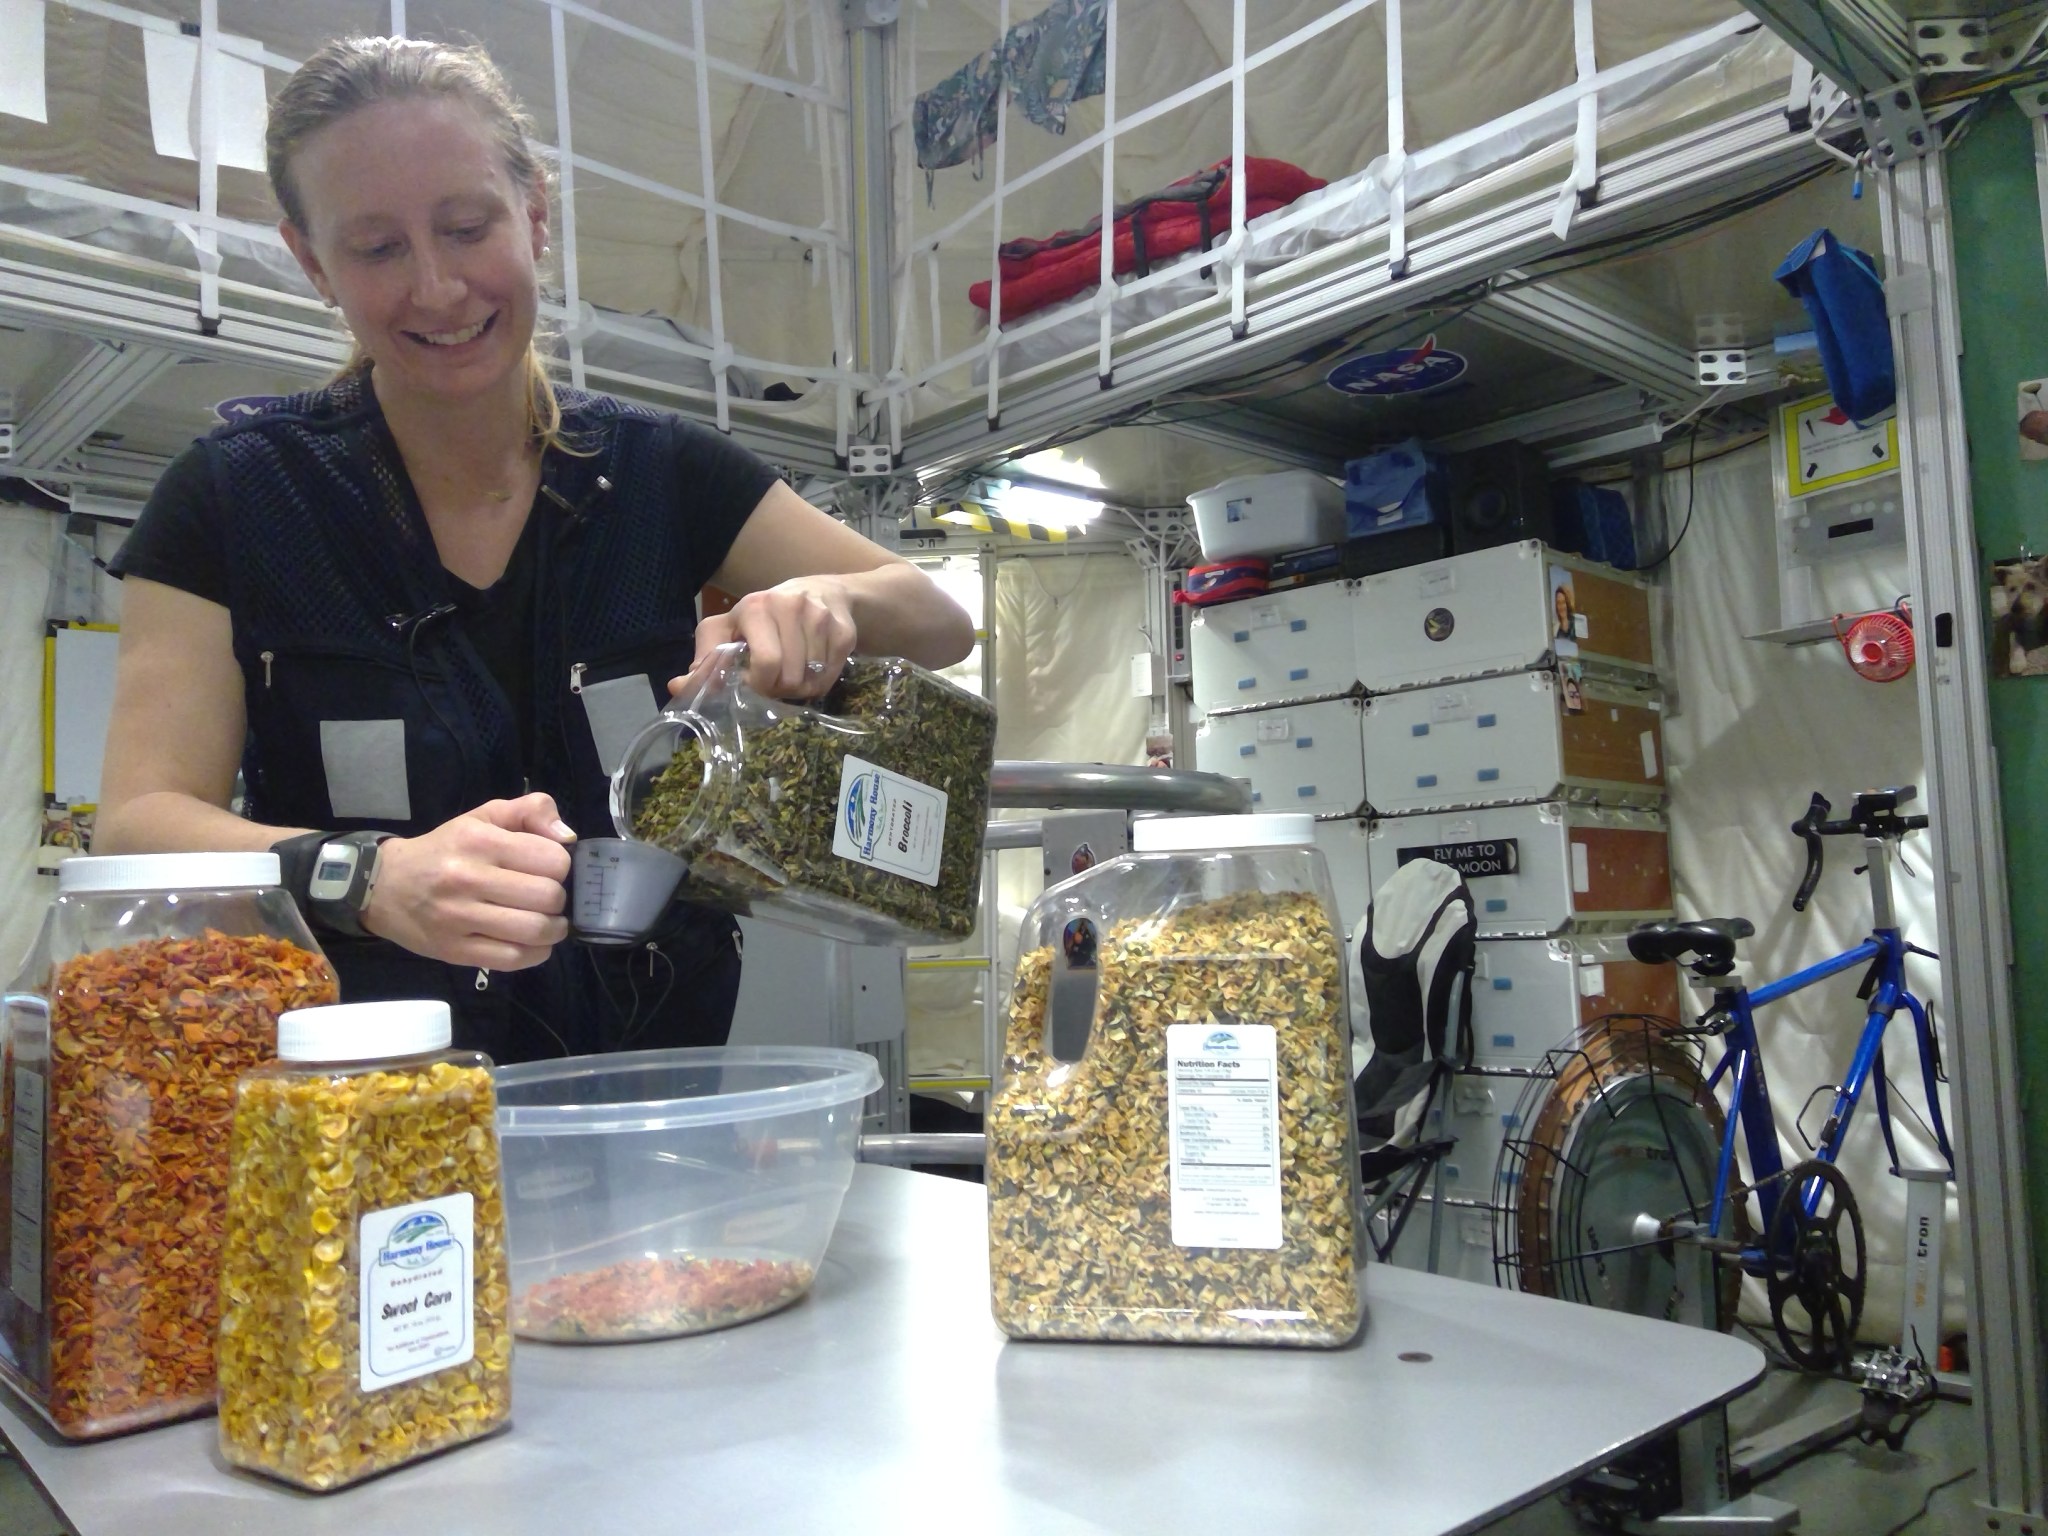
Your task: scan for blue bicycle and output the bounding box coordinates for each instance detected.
[1622,786,1955,1372]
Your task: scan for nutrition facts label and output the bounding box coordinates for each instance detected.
[8,1064,44,1310]
[1166,1022,1282,1250]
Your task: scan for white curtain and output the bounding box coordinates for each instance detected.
[0,505,127,980]
[1659,441,1959,1340]
[906,549,1150,1080]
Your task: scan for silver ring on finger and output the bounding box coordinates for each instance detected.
[805,658,826,675]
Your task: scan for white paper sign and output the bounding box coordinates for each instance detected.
[1571,841,1591,894]
[1640,730,1659,780]
[142,29,270,173]
[0,0,47,124]
[1255,716,1290,743]
[1429,690,1473,724]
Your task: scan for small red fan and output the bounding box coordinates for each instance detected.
[1834,599,1914,682]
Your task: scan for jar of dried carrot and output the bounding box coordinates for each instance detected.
[0,852,336,1439]
[218,1000,512,1491]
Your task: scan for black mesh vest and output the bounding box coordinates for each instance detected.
[206,374,741,1061]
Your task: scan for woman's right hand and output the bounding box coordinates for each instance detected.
[362,793,577,969]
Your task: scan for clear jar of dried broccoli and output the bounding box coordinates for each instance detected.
[610,643,997,945]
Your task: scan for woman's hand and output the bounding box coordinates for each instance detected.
[362,792,577,969]
[674,576,858,701]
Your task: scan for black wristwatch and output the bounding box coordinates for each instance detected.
[305,831,395,939]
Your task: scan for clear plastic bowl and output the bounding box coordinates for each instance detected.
[494,1046,881,1344]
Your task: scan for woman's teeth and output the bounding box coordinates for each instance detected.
[417,318,489,346]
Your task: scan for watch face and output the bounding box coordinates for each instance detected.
[308,844,359,902]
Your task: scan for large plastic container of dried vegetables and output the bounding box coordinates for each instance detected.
[986,814,1364,1346]
[0,853,336,1438]
[218,1000,512,1490]
[610,642,997,945]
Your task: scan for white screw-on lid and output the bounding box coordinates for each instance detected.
[278,1000,452,1062]
[59,852,283,894]
[1131,813,1316,853]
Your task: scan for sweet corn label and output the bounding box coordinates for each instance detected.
[1165,1023,1283,1250]
[359,1194,475,1392]
[831,754,947,887]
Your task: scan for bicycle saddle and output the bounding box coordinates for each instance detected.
[1627,917,1756,976]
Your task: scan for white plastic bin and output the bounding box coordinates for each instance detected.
[1189,471,1347,562]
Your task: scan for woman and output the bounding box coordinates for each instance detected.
[96,37,972,1062]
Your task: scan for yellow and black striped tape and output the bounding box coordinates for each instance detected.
[931,501,1069,543]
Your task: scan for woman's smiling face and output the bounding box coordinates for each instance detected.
[280,96,548,410]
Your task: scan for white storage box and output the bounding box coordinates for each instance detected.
[1361,670,1665,816]
[1466,935,1683,1069]
[1367,802,1671,936]
[1189,471,1348,562]
[1194,698,1367,817]
[1351,541,1656,695]
[1186,579,1357,714]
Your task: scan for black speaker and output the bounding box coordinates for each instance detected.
[1339,523,1451,578]
[1446,444,1553,553]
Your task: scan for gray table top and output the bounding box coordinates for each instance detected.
[0,1166,1763,1536]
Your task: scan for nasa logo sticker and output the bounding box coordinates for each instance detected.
[1325,333,1469,397]
[214,395,286,424]
[1424,607,1455,642]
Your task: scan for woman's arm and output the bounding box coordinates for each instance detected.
[96,579,573,970]
[95,579,295,853]
[689,481,974,698]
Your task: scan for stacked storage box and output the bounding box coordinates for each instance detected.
[1187,540,1675,1287]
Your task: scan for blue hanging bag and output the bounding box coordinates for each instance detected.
[1773,229,1895,425]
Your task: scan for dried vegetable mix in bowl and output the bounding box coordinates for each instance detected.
[218,1046,512,1492]
[512,1255,814,1342]
[987,889,1361,1345]
[0,929,336,1438]
[617,646,996,942]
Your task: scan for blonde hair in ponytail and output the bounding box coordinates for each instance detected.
[268,36,579,452]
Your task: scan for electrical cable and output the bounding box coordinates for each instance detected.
[1876,1466,1978,1535]
[1631,416,1701,574]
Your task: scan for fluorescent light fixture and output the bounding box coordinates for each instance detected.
[1010,447,1104,489]
[993,480,1103,528]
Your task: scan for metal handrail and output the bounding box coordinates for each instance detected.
[988,762,1251,815]
[858,1132,987,1166]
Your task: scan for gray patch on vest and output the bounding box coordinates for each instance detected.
[581,673,664,778]
[319,719,411,821]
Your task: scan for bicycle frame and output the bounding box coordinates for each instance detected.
[1697,835,1955,1255]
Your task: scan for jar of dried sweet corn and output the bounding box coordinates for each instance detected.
[218,1000,511,1491]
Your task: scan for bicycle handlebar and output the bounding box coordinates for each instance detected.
[1788,788,1928,912]
[1791,793,1831,913]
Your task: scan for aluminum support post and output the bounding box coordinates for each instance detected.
[1476,273,1704,402]
[1743,1,1920,95]
[1879,149,2047,1519]
[14,339,176,466]
[846,3,896,460]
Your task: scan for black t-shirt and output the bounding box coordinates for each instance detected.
[114,413,776,771]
